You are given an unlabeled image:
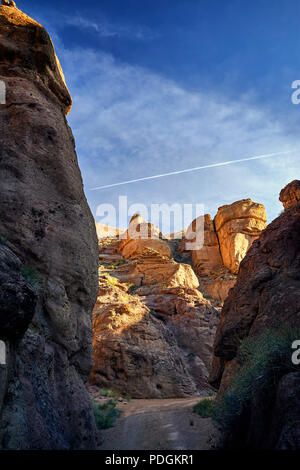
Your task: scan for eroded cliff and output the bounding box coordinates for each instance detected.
[0,5,98,449]
[210,181,300,449]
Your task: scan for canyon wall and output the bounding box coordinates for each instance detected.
[0,5,99,449]
[210,180,300,449]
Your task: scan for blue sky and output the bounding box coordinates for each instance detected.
[17,0,300,230]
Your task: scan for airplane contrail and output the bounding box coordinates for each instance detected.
[90,149,295,191]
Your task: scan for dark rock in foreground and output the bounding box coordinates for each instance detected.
[0,5,98,449]
[210,182,300,449]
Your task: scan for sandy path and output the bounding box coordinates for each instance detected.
[98,397,218,451]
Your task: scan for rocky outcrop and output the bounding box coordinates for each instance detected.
[0,4,71,113]
[116,252,199,289]
[182,200,266,301]
[185,215,235,302]
[214,199,267,274]
[95,223,125,240]
[90,276,198,398]
[210,183,300,449]
[0,6,98,449]
[90,233,220,398]
[279,180,300,210]
[121,238,171,261]
[190,215,223,276]
[119,221,164,255]
[118,221,198,288]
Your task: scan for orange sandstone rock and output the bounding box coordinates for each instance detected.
[279,180,300,210]
[214,199,267,274]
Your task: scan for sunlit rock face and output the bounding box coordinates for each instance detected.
[90,277,199,398]
[0,4,71,113]
[119,218,164,256]
[279,180,300,210]
[121,237,171,261]
[118,216,199,288]
[129,213,147,227]
[214,199,267,275]
[0,6,98,449]
[190,215,223,276]
[184,201,266,302]
[90,221,220,398]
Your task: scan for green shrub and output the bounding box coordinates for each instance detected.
[197,325,300,432]
[100,388,120,399]
[116,259,127,266]
[29,323,39,333]
[101,259,128,270]
[0,235,7,246]
[193,399,215,418]
[21,266,42,290]
[103,273,120,288]
[93,399,121,430]
[128,284,139,294]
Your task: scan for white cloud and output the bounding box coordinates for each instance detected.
[64,14,159,41]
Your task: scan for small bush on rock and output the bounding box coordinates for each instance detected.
[193,399,215,418]
[93,400,122,430]
[194,325,300,433]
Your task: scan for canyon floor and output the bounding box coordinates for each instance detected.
[98,397,219,450]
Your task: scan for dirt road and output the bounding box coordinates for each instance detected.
[98,397,218,450]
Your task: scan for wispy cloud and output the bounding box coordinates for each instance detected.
[64,13,159,41]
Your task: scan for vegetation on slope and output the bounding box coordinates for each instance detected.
[194,325,300,439]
